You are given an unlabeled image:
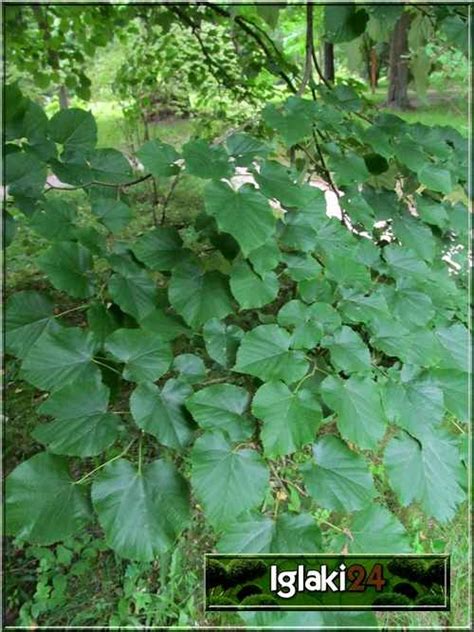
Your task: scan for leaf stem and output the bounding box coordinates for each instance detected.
[450,418,466,434]
[92,358,122,376]
[74,440,136,485]
[319,519,345,534]
[54,304,88,319]
[294,365,317,392]
[137,432,144,475]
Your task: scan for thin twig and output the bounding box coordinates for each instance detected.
[161,171,181,225]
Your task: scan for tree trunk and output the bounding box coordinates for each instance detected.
[58,85,69,109]
[323,41,335,83]
[387,12,412,109]
[370,47,378,92]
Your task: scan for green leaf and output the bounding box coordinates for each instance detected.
[169,261,233,329]
[431,369,468,422]
[225,132,270,167]
[173,354,206,384]
[248,241,280,275]
[392,215,436,262]
[191,432,269,528]
[384,245,430,280]
[6,453,91,544]
[280,194,327,252]
[301,435,377,512]
[38,241,94,298]
[325,6,369,43]
[338,288,390,327]
[186,384,253,441]
[339,505,411,553]
[105,328,172,382]
[277,300,322,350]
[234,324,309,384]
[49,108,97,153]
[321,375,386,449]
[434,323,469,373]
[108,271,157,321]
[140,308,190,342]
[262,97,317,146]
[183,139,231,179]
[136,139,180,177]
[132,227,185,271]
[385,429,466,522]
[383,286,435,328]
[33,377,118,456]
[90,148,132,184]
[6,151,47,198]
[255,161,318,208]
[203,318,243,368]
[217,512,321,553]
[382,377,444,436]
[204,181,276,257]
[252,381,321,457]
[91,197,132,234]
[283,253,321,281]
[91,459,190,561]
[418,164,453,195]
[229,260,278,309]
[130,380,194,450]
[6,291,57,359]
[322,326,371,374]
[21,327,99,391]
[30,198,77,241]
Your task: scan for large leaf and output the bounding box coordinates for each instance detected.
[321,375,386,450]
[132,227,185,271]
[203,318,243,368]
[234,324,309,384]
[186,384,253,441]
[431,369,468,422]
[255,161,319,208]
[108,271,157,321]
[140,308,190,342]
[38,241,94,298]
[336,504,411,553]
[191,432,269,528]
[136,139,180,177]
[325,5,369,43]
[262,96,318,146]
[301,435,376,512]
[384,429,466,522]
[169,261,233,329]
[33,377,118,456]
[21,327,99,391]
[204,181,276,256]
[252,381,321,457]
[5,151,47,198]
[278,300,341,350]
[225,132,270,167]
[183,139,231,179]
[130,380,194,450]
[30,197,77,240]
[91,197,132,234]
[434,323,469,373]
[105,328,172,382]
[90,148,132,184]
[322,326,371,374]
[49,108,97,153]
[92,459,190,561]
[217,512,322,553]
[382,376,444,436]
[279,196,327,252]
[417,164,453,195]
[6,291,57,359]
[229,260,279,309]
[6,453,90,544]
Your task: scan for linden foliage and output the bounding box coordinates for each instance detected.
[5,81,468,622]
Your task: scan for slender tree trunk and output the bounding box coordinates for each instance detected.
[370,47,378,92]
[323,41,335,83]
[387,11,413,109]
[58,85,69,109]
